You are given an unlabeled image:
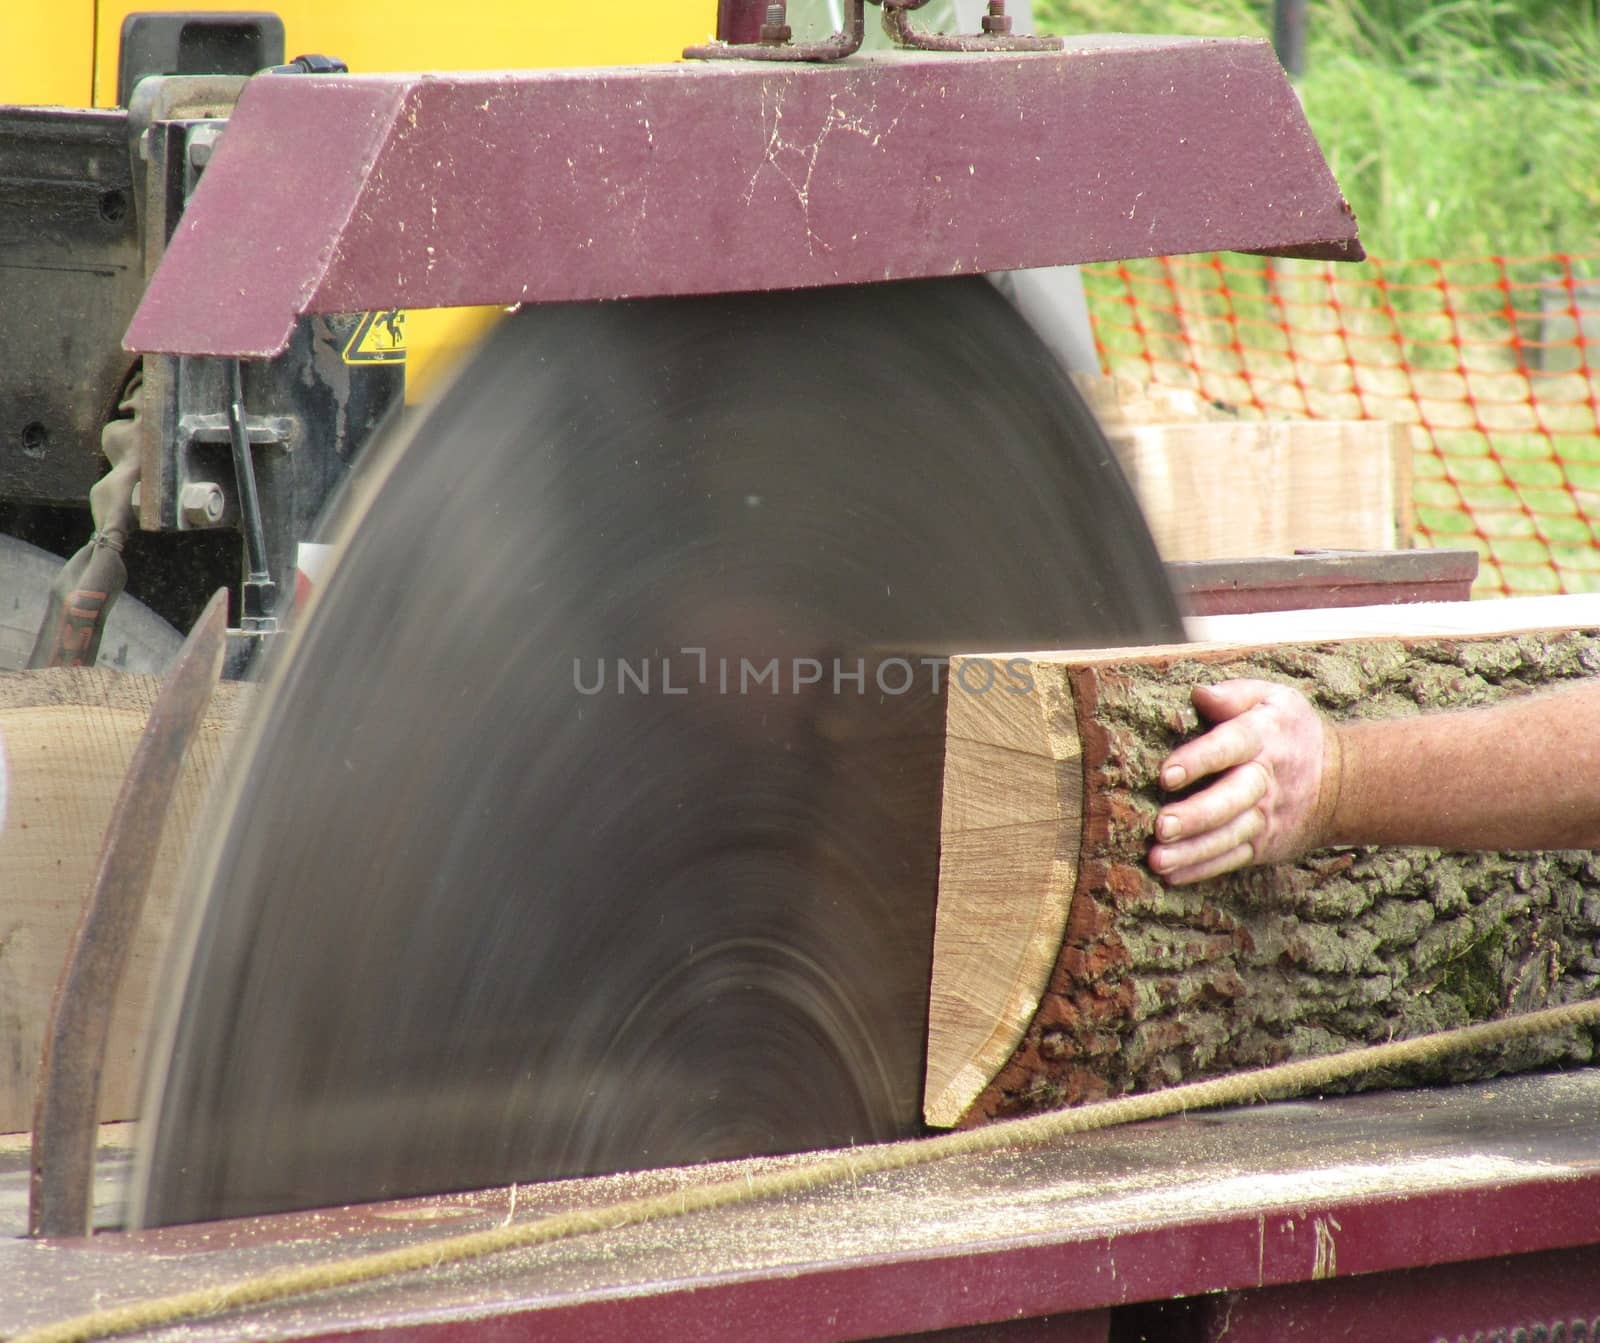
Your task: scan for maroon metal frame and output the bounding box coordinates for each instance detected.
[879,3,1063,53]
[718,0,768,44]
[8,1076,1600,1341]
[125,38,1359,358]
[10,1169,1600,1341]
[1189,1245,1600,1341]
[688,0,868,61]
[1169,548,1480,616]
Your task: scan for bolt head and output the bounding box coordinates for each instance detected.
[180,482,226,527]
[760,0,791,42]
[982,0,1012,31]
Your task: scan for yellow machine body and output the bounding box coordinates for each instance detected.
[2,0,709,393]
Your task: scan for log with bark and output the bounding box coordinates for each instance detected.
[927,607,1600,1129]
[0,669,249,1133]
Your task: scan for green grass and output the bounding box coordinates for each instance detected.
[1038,1,1600,594]
[1035,0,1600,261]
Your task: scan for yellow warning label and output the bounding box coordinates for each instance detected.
[342,310,408,364]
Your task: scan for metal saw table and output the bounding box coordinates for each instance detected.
[5,1071,1599,1342]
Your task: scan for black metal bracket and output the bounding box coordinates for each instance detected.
[127,79,402,654]
[225,358,278,631]
[116,11,285,107]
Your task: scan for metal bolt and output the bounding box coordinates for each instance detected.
[188,124,223,171]
[981,1,1012,34]
[180,481,226,528]
[759,2,792,44]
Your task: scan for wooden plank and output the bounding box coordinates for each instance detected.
[0,669,249,1133]
[1069,372,1237,427]
[927,598,1600,1128]
[1107,418,1412,561]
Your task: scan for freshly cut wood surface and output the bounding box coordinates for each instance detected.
[1108,418,1413,562]
[926,661,1082,1128]
[0,669,249,1133]
[927,599,1600,1128]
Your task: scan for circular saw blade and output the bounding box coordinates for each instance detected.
[131,277,1182,1227]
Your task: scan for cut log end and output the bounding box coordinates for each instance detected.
[925,654,1085,1127]
[926,609,1600,1129]
[1,668,248,1134]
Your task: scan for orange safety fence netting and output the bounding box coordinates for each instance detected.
[1082,253,1600,597]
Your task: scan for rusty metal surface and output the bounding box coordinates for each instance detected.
[26,590,227,1238]
[125,39,1360,359]
[686,0,866,61]
[687,0,1062,63]
[6,1073,1600,1338]
[879,2,1063,53]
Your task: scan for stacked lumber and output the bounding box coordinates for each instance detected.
[1073,372,1414,562]
[927,599,1600,1128]
[0,669,247,1133]
[1070,371,1240,426]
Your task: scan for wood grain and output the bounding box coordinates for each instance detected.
[0,669,249,1133]
[1108,418,1412,562]
[1071,373,1413,563]
[928,598,1600,1127]
[926,659,1080,1128]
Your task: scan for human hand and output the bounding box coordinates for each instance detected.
[1146,680,1339,885]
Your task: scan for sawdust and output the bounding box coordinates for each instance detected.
[11,1070,1596,1343]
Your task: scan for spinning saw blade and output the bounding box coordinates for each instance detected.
[131,277,1182,1227]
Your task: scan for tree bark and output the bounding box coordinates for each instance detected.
[930,628,1600,1128]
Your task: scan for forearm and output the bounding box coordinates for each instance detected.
[1326,679,1600,851]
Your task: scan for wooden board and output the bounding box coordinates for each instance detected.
[1107,418,1413,562]
[0,669,250,1133]
[1070,373,1413,563]
[1070,371,1238,427]
[927,596,1600,1128]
